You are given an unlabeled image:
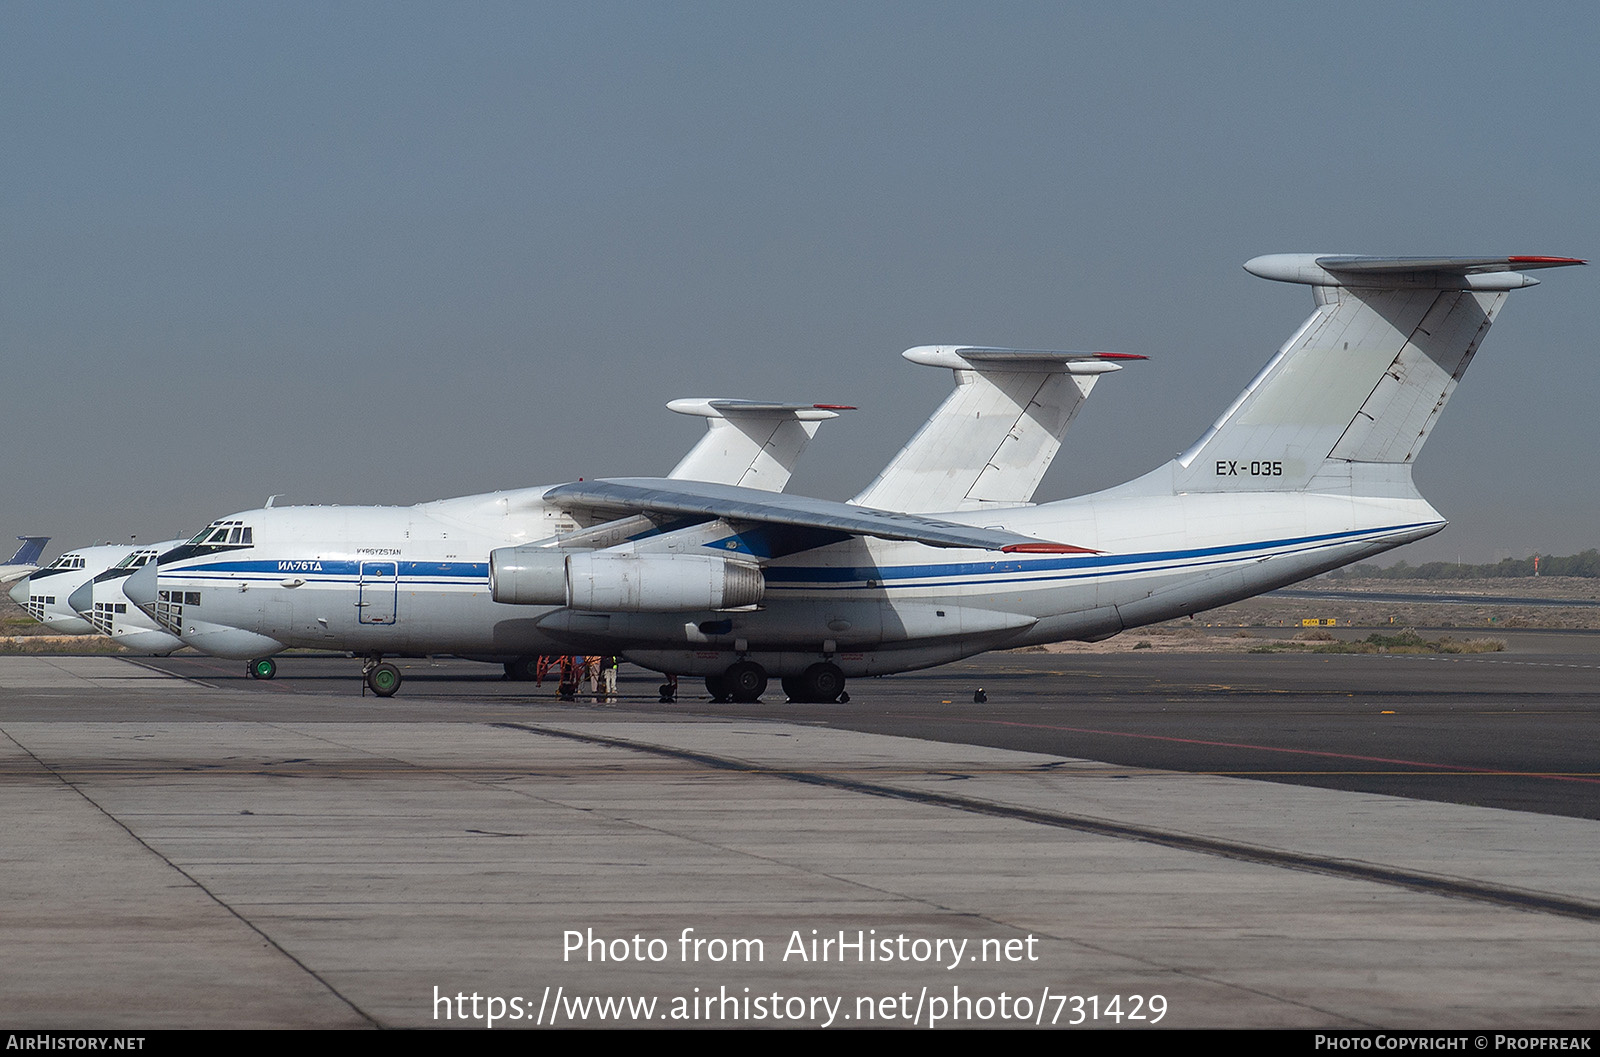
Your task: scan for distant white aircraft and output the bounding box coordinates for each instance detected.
[10,544,136,635]
[131,253,1581,704]
[66,543,186,655]
[124,351,1132,693]
[0,537,48,585]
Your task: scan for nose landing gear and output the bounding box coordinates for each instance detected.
[361,656,402,697]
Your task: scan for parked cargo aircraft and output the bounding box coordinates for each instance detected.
[66,543,186,655]
[126,351,1132,693]
[477,253,1584,703]
[122,396,863,677]
[0,537,49,585]
[10,544,136,635]
[132,254,1580,703]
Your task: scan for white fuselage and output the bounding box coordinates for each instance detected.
[140,487,578,659]
[141,479,1443,674]
[10,545,137,636]
[77,544,185,655]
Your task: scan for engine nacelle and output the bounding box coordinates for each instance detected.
[490,548,764,612]
[489,548,568,605]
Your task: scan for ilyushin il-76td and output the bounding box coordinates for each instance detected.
[129,253,1582,704]
[125,339,1128,692]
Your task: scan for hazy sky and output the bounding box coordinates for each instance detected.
[3,2,1596,564]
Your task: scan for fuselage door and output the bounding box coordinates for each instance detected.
[358,561,398,625]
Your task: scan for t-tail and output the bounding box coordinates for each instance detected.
[1114,255,1584,501]
[5,537,49,568]
[851,346,1143,512]
[666,399,853,492]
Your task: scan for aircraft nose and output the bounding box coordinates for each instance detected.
[124,562,157,613]
[8,576,30,606]
[67,581,94,616]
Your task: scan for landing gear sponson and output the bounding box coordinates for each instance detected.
[705,660,847,704]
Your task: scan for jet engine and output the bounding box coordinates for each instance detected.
[490,548,764,612]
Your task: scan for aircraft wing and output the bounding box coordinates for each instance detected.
[542,477,1093,553]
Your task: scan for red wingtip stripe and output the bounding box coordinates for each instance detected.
[812,404,858,410]
[1509,256,1587,265]
[1093,352,1149,360]
[1001,542,1102,554]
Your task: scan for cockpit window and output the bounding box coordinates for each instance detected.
[169,520,254,561]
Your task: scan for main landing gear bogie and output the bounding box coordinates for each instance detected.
[709,660,848,704]
[723,661,767,703]
[503,655,541,681]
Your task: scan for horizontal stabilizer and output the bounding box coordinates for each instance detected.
[1246,254,1585,291]
[850,346,1142,513]
[902,347,1146,371]
[666,398,853,492]
[545,477,1094,553]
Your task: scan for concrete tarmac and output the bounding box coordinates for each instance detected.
[1,653,1597,1029]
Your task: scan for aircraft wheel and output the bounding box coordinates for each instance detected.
[504,655,539,681]
[724,661,767,703]
[248,657,277,680]
[366,662,402,697]
[780,675,804,702]
[799,662,845,703]
[658,683,677,703]
[704,674,728,702]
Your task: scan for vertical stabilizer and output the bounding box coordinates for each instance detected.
[851,347,1140,512]
[666,400,850,492]
[1150,255,1584,497]
[5,537,48,568]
